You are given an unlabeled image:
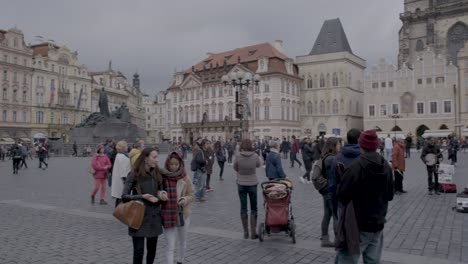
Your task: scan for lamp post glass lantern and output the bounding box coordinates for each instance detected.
[221,71,260,139]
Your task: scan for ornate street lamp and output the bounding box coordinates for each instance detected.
[221,72,260,139]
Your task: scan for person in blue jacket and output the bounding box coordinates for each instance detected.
[265,140,286,180]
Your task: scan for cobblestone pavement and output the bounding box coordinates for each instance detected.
[0,151,467,263]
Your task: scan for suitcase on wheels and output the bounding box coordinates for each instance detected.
[439,183,457,193]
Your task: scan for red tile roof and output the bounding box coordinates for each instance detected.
[186,42,289,73]
[30,42,60,57]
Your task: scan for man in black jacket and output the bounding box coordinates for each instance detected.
[336,130,394,263]
[420,137,441,195]
[299,137,314,184]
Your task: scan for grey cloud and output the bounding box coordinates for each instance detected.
[1,0,403,95]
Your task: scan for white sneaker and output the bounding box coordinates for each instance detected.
[307,180,313,184]
[300,177,306,184]
[262,165,266,169]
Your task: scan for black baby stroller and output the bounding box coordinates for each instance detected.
[258,179,296,243]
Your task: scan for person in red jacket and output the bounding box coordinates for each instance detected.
[392,138,406,195]
[91,144,112,204]
[289,135,302,169]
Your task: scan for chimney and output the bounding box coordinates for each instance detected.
[272,40,284,54]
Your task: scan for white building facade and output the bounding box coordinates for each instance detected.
[156,41,302,144]
[296,19,366,138]
[0,27,33,143]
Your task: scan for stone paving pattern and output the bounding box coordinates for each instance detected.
[0,151,467,263]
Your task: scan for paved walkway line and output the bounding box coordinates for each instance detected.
[0,199,462,264]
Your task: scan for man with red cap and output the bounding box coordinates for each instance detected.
[335,129,394,263]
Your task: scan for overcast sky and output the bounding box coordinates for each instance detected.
[1,0,403,96]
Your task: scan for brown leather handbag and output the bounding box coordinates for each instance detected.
[113,185,145,229]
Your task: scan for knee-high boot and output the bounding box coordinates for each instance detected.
[241,215,249,239]
[250,214,258,239]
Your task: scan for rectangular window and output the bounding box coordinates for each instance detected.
[417,78,423,84]
[264,105,270,120]
[368,105,375,117]
[389,81,394,87]
[372,82,378,88]
[381,82,386,88]
[2,110,6,121]
[392,104,399,115]
[430,101,438,114]
[212,87,216,98]
[443,100,452,113]
[426,78,432,85]
[219,86,223,97]
[22,111,26,122]
[436,77,445,83]
[264,83,270,92]
[379,104,387,117]
[50,112,54,124]
[255,106,260,120]
[417,102,424,114]
[255,85,260,94]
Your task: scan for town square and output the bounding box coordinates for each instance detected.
[1,0,468,263]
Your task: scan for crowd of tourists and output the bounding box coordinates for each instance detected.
[2,142,49,174]
[80,127,465,264]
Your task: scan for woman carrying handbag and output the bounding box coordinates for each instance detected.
[121,147,168,264]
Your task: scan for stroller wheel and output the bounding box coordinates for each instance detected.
[289,220,296,244]
[258,223,265,242]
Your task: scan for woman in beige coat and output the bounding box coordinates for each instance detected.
[111,141,131,207]
[160,151,194,264]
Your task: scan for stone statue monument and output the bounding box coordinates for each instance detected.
[70,89,144,144]
[98,88,110,117]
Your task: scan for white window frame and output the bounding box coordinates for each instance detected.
[415,101,425,116]
[429,101,438,114]
[368,104,376,117]
[379,104,387,117]
[391,103,400,115]
[443,100,452,113]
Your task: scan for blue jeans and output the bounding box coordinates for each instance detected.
[238,184,257,217]
[192,170,207,200]
[335,230,383,264]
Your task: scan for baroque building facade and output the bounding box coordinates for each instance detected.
[296,19,366,138]
[90,64,145,131]
[30,42,92,141]
[365,0,468,138]
[0,27,33,144]
[143,91,170,143]
[157,41,302,143]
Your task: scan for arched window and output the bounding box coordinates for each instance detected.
[326,73,330,87]
[332,99,339,114]
[307,101,313,115]
[314,101,318,113]
[332,73,338,87]
[416,39,424,51]
[320,74,325,88]
[447,22,468,65]
[319,100,325,114]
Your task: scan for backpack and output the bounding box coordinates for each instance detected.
[311,156,328,192]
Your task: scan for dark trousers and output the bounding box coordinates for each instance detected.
[132,236,158,264]
[302,159,313,180]
[13,158,21,173]
[115,198,122,208]
[238,184,257,217]
[20,156,28,168]
[290,152,302,167]
[206,174,211,189]
[39,157,48,168]
[394,170,404,192]
[321,194,336,237]
[405,147,411,158]
[0,152,5,160]
[218,161,225,178]
[72,149,77,157]
[427,165,439,191]
[449,152,458,164]
[282,151,289,159]
[228,152,233,163]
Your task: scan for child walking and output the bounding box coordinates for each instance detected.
[160,152,194,264]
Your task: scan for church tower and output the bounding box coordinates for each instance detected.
[398,0,468,67]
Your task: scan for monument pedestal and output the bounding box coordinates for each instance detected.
[70,118,145,144]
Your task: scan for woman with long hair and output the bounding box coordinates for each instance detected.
[91,144,111,205]
[121,147,168,264]
[214,141,226,181]
[319,137,341,247]
[233,139,261,239]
